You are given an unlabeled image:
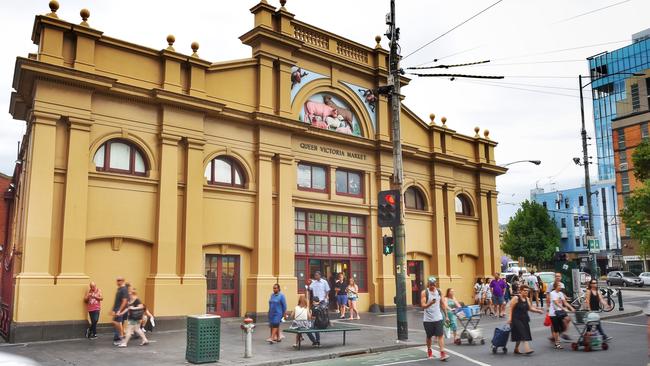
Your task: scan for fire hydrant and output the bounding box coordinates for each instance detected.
[240,317,255,358]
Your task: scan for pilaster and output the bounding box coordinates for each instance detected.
[146,132,182,315]
[257,55,275,114]
[247,148,276,313]
[431,182,448,280]
[58,117,92,281]
[278,59,294,118]
[276,153,297,304]
[375,170,395,308]
[477,189,492,278]
[180,137,207,315]
[71,25,103,72]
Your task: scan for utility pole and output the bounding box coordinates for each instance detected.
[578,75,598,278]
[387,0,408,341]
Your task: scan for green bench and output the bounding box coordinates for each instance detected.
[284,326,361,350]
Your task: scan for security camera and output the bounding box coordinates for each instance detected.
[572,157,581,165]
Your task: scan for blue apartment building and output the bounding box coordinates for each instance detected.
[589,30,650,180]
[531,182,621,273]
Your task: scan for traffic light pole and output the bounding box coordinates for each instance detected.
[387,0,408,341]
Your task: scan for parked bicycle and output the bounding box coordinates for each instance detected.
[569,287,614,312]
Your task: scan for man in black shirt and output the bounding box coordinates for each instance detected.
[111,277,129,345]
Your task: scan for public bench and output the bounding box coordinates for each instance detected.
[284,326,361,350]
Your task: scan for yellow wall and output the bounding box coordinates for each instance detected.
[5,2,505,335]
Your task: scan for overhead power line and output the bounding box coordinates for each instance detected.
[413,46,484,67]
[407,73,504,80]
[493,40,628,61]
[554,0,633,24]
[402,0,505,60]
[406,60,490,70]
[472,59,585,67]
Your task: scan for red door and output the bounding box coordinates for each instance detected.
[206,255,239,317]
[407,260,423,306]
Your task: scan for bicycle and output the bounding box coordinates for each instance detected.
[569,287,614,312]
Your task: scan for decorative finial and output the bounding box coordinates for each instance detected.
[483,129,490,139]
[47,0,60,18]
[474,126,480,138]
[375,35,382,48]
[80,8,90,26]
[191,42,200,57]
[280,0,287,9]
[441,116,447,128]
[429,113,436,125]
[166,34,176,51]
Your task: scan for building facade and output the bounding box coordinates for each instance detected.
[4,2,505,341]
[612,69,650,272]
[531,182,621,272]
[589,31,650,181]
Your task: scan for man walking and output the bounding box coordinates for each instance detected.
[421,276,449,361]
[307,271,330,306]
[527,271,540,307]
[111,276,129,345]
[490,273,507,317]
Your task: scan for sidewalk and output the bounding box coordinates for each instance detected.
[0,305,641,366]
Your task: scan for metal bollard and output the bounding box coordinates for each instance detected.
[241,317,255,358]
[616,288,624,311]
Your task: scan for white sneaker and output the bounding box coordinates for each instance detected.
[117,343,127,348]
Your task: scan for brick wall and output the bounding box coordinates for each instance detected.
[0,173,11,247]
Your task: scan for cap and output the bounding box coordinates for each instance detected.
[427,276,437,285]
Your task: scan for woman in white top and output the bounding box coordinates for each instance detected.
[473,278,483,305]
[549,281,574,349]
[290,295,317,348]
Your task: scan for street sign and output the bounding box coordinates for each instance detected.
[587,237,600,253]
[578,215,589,221]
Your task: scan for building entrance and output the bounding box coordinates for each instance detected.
[308,259,349,305]
[205,255,239,317]
[407,260,423,306]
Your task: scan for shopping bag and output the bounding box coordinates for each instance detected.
[443,322,452,339]
[543,313,551,327]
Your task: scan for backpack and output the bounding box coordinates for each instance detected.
[312,304,330,329]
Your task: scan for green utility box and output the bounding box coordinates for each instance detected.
[186,314,221,364]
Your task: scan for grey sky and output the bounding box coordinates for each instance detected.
[1,0,648,223]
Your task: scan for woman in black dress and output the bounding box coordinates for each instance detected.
[507,284,544,354]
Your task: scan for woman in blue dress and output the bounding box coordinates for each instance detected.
[267,283,287,343]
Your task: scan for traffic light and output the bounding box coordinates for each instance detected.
[378,189,401,227]
[382,235,394,255]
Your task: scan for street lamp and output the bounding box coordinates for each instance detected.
[577,71,644,277]
[501,160,542,167]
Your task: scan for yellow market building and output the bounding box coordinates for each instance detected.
[3,1,506,341]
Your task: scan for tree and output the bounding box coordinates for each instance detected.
[632,139,650,181]
[501,200,560,266]
[622,180,650,258]
[623,139,650,258]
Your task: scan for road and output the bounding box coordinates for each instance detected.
[302,293,649,366]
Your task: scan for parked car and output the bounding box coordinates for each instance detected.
[606,271,643,287]
[639,272,650,286]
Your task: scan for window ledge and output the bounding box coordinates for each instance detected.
[455,215,478,222]
[88,171,158,185]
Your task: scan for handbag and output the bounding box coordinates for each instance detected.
[555,309,567,318]
[543,313,551,327]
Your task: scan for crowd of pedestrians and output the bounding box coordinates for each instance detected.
[82,276,154,348]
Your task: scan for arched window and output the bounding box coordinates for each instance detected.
[455,194,473,216]
[404,186,426,210]
[205,156,245,187]
[93,139,147,176]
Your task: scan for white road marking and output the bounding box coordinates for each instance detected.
[602,320,647,327]
[377,314,397,317]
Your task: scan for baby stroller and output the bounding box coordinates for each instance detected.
[570,311,609,351]
[491,325,510,354]
[456,305,485,345]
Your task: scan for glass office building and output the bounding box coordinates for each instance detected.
[589,32,650,180]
